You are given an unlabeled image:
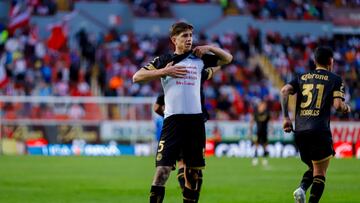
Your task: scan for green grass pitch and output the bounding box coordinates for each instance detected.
[0,156,359,203]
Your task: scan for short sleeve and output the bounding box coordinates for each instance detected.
[142,55,171,70]
[201,68,213,82]
[333,77,345,101]
[202,54,219,68]
[288,75,300,95]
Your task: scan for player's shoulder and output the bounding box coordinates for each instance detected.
[154,53,174,64]
[327,71,342,81]
[147,54,174,69]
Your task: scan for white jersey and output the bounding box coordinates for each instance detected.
[143,51,218,118]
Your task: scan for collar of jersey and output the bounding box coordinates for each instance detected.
[171,50,193,64]
[173,50,193,56]
[315,67,328,71]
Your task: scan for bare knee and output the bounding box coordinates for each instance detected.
[152,166,172,186]
[313,167,326,176]
[312,159,330,177]
[178,159,184,169]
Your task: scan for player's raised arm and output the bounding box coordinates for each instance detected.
[193,45,233,66]
[132,61,187,83]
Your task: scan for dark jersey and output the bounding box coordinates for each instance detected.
[156,94,165,106]
[254,110,270,134]
[144,50,218,118]
[289,68,345,132]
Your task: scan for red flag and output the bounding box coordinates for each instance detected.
[8,8,31,34]
[47,25,67,50]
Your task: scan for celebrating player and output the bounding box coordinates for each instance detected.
[133,21,232,203]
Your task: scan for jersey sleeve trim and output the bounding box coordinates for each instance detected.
[143,64,156,70]
[333,91,345,100]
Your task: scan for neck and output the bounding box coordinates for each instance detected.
[174,47,188,55]
[316,66,328,71]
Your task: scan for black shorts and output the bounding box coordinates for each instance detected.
[294,130,335,164]
[155,114,206,169]
[256,130,268,144]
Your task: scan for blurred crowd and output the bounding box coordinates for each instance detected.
[18,0,360,20]
[0,0,359,121]
[1,22,359,121]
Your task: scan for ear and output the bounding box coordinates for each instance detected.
[171,36,176,45]
[329,58,334,70]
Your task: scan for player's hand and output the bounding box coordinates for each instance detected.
[343,103,351,113]
[193,45,211,58]
[283,117,293,133]
[163,61,187,78]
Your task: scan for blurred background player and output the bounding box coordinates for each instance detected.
[281,46,351,203]
[153,65,221,195]
[250,100,270,166]
[153,94,165,143]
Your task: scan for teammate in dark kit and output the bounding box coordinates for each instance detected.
[281,47,351,203]
[133,21,232,203]
[250,101,271,166]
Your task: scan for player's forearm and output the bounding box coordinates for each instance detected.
[209,46,233,65]
[133,68,165,83]
[280,88,290,118]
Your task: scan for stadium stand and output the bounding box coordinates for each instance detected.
[0,0,359,123]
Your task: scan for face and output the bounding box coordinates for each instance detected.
[171,29,193,52]
[258,102,267,112]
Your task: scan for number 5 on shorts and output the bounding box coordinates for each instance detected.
[158,141,165,152]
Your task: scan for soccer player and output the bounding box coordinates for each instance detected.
[133,22,232,203]
[153,66,221,194]
[250,100,270,166]
[280,46,351,203]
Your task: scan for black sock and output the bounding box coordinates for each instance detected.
[300,169,314,191]
[150,185,165,203]
[177,168,185,191]
[183,187,199,203]
[264,150,269,157]
[309,175,326,203]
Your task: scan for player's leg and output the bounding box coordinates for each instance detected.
[308,130,334,203]
[308,157,331,203]
[177,159,185,191]
[150,166,172,203]
[293,132,310,203]
[150,116,181,203]
[252,139,259,166]
[293,160,313,203]
[183,166,203,203]
[261,135,269,166]
[182,114,206,203]
[299,160,314,192]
